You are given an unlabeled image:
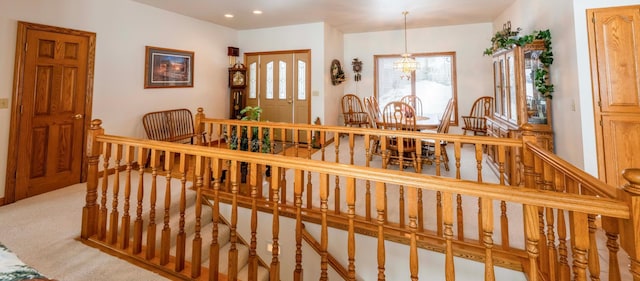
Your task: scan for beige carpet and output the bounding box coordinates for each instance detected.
[0,183,170,281]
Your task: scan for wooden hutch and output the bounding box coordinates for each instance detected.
[485,40,554,185]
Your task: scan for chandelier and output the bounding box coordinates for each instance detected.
[393,11,418,79]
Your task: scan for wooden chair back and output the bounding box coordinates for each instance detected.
[142,108,196,144]
[400,95,424,117]
[363,96,381,127]
[437,99,456,134]
[341,94,370,128]
[461,96,493,135]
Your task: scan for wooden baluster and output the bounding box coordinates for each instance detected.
[475,142,483,181]
[418,189,424,232]
[335,131,341,214]
[146,149,159,260]
[454,141,461,179]
[160,151,174,265]
[365,134,372,222]
[534,156,549,278]
[375,181,386,281]
[476,145,484,242]
[191,155,204,278]
[349,132,355,164]
[456,194,464,241]
[108,144,122,245]
[294,169,304,281]
[434,139,442,176]
[399,185,405,228]
[588,214,601,281]
[98,142,111,241]
[228,160,239,280]
[320,131,327,162]
[248,162,260,281]
[482,197,495,281]
[175,153,187,272]
[496,147,509,248]
[437,191,443,237]
[524,204,541,281]
[82,119,103,239]
[408,186,419,281]
[270,167,281,281]
[497,145,506,184]
[209,158,222,281]
[133,148,146,254]
[195,107,204,145]
[570,211,589,281]
[380,137,389,222]
[557,208,570,281]
[602,217,621,281]
[543,163,557,281]
[307,130,313,209]
[346,177,356,281]
[319,173,329,281]
[442,191,455,281]
[620,169,640,281]
[120,145,134,250]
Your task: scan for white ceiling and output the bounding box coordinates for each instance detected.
[132,0,514,33]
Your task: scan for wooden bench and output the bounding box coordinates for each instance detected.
[142,108,198,144]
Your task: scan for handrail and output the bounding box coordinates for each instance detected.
[96,134,629,219]
[81,118,640,281]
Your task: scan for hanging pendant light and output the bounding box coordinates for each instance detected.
[393,11,418,79]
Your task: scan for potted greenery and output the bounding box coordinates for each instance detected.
[226,106,271,182]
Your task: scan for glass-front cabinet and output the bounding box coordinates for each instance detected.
[486,40,554,185]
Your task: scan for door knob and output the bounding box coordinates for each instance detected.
[72,114,83,119]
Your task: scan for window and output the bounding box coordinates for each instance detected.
[375,52,458,125]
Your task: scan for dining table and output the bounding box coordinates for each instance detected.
[375,113,440,131]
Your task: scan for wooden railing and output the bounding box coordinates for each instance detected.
[79,115,640,281]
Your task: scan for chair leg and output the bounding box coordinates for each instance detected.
[442,146,450,171]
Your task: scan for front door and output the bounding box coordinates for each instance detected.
[245,50,311,141]
[5,22,95,202]
[588,6,640,187]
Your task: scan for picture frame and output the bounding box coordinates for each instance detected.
[144,46,194,88]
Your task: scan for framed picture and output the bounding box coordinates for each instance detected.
[144,46,194,88]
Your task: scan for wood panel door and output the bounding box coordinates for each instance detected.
[5,22,95,202]
[588,6,640,187]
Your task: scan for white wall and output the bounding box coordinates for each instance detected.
[343,23,494,134]
[323,23,345,126]
[238,23,327,124]
[0,0,236,198]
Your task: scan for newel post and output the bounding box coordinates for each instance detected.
[81,119,104,239]
[195,107,205,145]
[620,168,640,280]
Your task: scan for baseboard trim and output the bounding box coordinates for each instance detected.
[0,197,5,206]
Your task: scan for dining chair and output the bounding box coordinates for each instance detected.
[400,95,424,117]
[381,101,419,170]
[422,98,455,171]
[341,94,370,128]
[461,96,493,136]
[363,96,382,157]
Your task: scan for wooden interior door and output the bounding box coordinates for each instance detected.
[5,22,95,202]
[588,5,640,187]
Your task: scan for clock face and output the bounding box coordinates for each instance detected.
[232,71,245,86]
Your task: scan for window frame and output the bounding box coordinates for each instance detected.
[374,51,458,126]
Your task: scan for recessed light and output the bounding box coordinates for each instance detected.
[253,10,263,15]
[224,14,234,18]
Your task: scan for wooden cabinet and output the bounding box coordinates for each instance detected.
[486,40,554,185]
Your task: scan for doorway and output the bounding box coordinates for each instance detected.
[4,22,96,203]
[244,50,311,141]
[587,6,640,187]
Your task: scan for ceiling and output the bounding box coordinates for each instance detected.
[132,0,514,33]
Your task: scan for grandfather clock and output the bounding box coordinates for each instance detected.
[229,64,246,119]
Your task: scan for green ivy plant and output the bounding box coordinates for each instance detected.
[227,106,271,153]
[484,28,555,99]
